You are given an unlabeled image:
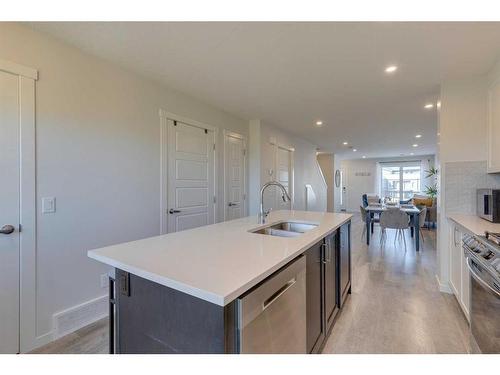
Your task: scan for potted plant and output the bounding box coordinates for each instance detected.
[424,167,438,198]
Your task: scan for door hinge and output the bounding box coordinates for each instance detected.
[205,129,208,134]
[213,196,216,204]
[243,149,246,156]
[213,143,216,151]
[18,224,22,233]
[173,120,177,126]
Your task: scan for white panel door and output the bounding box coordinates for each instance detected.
[167,120,215,232]
[0,70,20,353]
[275,146,292,210]
[224,133,246,221]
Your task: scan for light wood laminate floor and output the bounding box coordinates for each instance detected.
[31,214,471,354]
[322,214,471,353]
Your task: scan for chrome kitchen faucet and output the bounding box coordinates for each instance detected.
[259,181,291,224]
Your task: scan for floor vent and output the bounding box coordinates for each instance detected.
[53,295,108,339]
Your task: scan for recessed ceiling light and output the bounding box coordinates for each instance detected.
[437,101,441,109]
[410,152,414,156]
[412,144,418,147]
[415,134,422,138]
[353,149,357,152]
[385,65,398,73]
[343,141,348,145]
[362,155,366,159]
[315,120,323,126]
[424,103,434,109]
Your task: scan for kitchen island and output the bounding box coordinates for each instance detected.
[88,210,352,354]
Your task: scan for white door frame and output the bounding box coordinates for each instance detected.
[0,59,38,352]
[159,109,218,234]
[223,130,247,221]
[269,138,295,209]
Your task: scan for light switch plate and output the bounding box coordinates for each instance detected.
[100,274,108,289]
[42,197,56,214]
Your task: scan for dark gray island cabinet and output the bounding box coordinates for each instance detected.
[305,221,351,354]
[109,221,351,354]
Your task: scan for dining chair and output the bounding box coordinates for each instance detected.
[360,205,368,239]
[379,208,410,250]
[418,206,427,243]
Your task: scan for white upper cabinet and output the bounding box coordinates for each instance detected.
[487,78,500,173]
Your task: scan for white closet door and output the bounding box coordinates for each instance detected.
[0,70,20,353]
[275,146,292,210]
[167,120,215,232]
[224,133,246,221]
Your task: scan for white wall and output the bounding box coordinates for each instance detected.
[333,154,342,212]
[437,73,489,291]
[248,120,262,215]
[0,23,248,350]
[340,155,435,212]
[341,159,378,212]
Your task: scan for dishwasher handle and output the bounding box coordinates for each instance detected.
[263,278,296,310]
[237,255,306,330]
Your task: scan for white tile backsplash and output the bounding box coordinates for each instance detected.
[445,161,500,214]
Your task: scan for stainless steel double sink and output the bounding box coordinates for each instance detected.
[250,221,318,238]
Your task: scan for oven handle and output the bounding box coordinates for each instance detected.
[467,257,500,298]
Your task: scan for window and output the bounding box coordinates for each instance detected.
[380,162,421,202]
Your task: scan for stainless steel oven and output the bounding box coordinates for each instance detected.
[463,232,500,353]
[477,189,500,223]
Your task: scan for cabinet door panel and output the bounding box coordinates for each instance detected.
[324,233,338,329]
[338,223,351,306]
[449,226,461,297]
[306,240,324,353]
[460,247,470,318]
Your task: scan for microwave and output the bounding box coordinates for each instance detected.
[477,189,500,223]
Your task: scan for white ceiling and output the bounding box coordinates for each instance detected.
[29,22,500,159]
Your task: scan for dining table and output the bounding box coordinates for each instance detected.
[364,204,422,251]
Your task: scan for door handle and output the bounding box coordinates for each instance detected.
[326,240,332,263]
[321,243,326,264]
[467,257,500,298]
[262,278,296,310]
[168,209,181,214]
[0,225,15,235]
[228,202,238,207]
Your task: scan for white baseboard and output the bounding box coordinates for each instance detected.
[52,294,108,339]
[435,274,453,294]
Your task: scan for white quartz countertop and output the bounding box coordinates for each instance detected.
[448,214,500,236]
[88,210,352,306]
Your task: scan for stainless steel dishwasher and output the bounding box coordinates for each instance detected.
[236,255,306,353]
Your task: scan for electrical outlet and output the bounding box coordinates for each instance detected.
[42,197,56,214]
[100,274,108,289]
